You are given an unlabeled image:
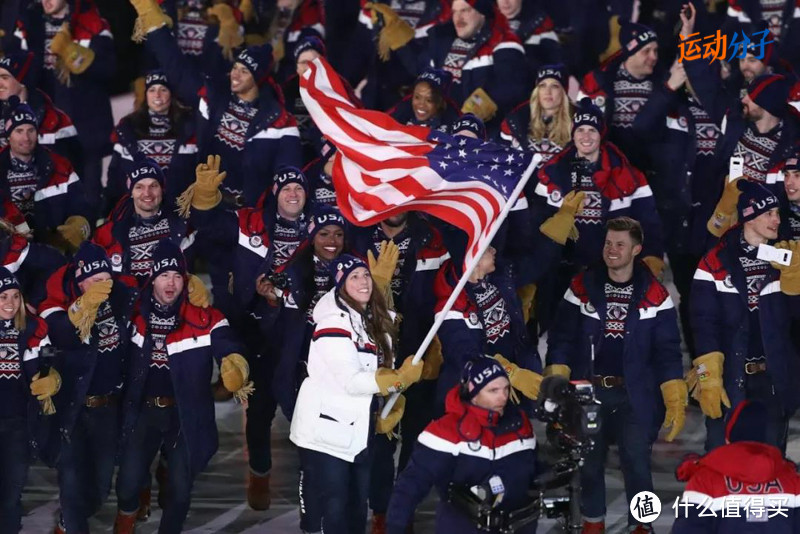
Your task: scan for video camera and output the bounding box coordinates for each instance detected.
[535,375,601,456]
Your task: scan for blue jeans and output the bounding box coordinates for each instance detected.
[301,448,371,534]
[115,407,193,534]
[297,448,323,533]
[0,418,29,534]
[246,350,278,475]
[369,434,397,514]
[580,387,653,526]
[705,371,788,452]
[58,404,120,533]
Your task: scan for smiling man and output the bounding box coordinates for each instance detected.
[546,216,685,534]
[778,154,800,240]
[690,180,799,454]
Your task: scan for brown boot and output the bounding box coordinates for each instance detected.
[247,472,271,510]
[113,511,137,534]
[371,513,387,534]
[156,462,168,509]
[136,487,151,521]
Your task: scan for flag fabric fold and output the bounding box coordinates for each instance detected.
[299,57,539,267]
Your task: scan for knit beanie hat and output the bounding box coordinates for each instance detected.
[73,241,113,284]
[572,97,605,137]
[126,156,166,191]
[462,356,509,399]
[331,254,368,291]
[737,179,779,223]
[0,267,20,294]
[465,0,494,18]
[236,44,274,86]
[308,206,346,241]
[0,51,35,84]
[3,97,37,136]
[619,20,658,58]
[293,35,327,62]
[416,67,453,95]
[747,73,790,118]
[151,239,187,277]
[536,64,568,89]
[725,400,768,443]
[451,113,486,140]
[145,70,170,91]
[272,167,309,196]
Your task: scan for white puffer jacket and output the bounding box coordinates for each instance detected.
[290,288,393,462]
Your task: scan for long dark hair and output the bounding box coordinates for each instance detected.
[129,90,192,139]
[338,284,397,369]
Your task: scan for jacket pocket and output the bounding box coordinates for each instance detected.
[314,403,358,450]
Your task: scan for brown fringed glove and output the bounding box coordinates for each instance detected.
[517,283,537,324]
[221,353,255,403]
[56,215,91,250]
[187,274,211,308]
[376,394,405,438]
[771,241,800,295]
[686,351,730,419]
[543,364,571,379]
[129,0,173,42]
[50,24,95,85]
[660,378,688,442]
[420,336,443,380]
[642,255,665,279]
[31,368,62,415]
[367,240,399,300]
[493,354,543,403]
[375,356,423,394]
[176,155,227,218]
[365,2,414,61]
[539,190,585,245]
[68,279,113,340]
[207,4,244,62]
[707,177,741,237]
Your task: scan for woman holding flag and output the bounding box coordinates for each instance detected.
[289,255,424,534]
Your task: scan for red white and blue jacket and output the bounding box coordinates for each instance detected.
[38,263,136,440]
[507,3,561,77]
[0,232,65,306]
[418,15,527,130]
[386,385,538,534]
[144,25,302,206]
[532,141,664,266]
[0,145,91,239]
[690,226,800,413]
[433,259,541,409]
[547,263,683,438]
[673,441,800,533]
[122,289,245,476]
[8,0,116,153]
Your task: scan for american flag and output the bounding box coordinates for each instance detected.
[299,57,539,267]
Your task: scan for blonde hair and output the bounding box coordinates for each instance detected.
[528,83,573,147]
[14,292,26,331]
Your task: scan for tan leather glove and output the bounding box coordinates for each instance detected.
[176,155,227,217]
[130,0,173,42]
[31,368,62,400]
[540,190,585,245]
[771,241,800,295]
[208,4,244,62]
[376,394,405,437]
[517,284,537,324]
[50,24,95,84]
[375,356,423,395]
[461,88,498,122]
[187,274,211,308]
[239,0,255,22]
[493,354,543,402]
[543,364,571,379]
[221,353,255,402]
[660,378,688,442]
[642,255,665,279]
[68,279,113,339]
[707,177,741,237]
[686,351,730,419]
[420,336,443,380]
[367,240,399,299]
[56,215,91,250]
[365,2,414,61]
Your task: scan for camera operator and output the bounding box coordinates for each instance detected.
[386,357,538,534]
[673,400,800,532]
[546,216,686,533]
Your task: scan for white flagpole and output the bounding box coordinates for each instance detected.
[381,152,542,419]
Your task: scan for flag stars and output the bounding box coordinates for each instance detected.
[458,149,467,158]
[506,154,515,163]
[490,164,499,171]
[504,169,514,176]
[459,139,467,146]
[438,161,449,169]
